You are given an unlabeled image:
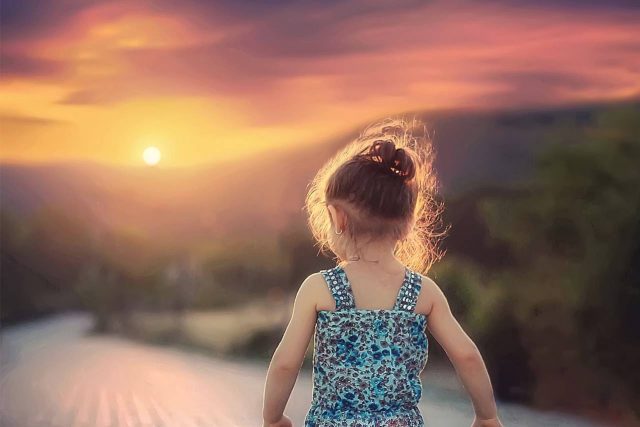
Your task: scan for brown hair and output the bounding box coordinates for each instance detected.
[305,118,447,274]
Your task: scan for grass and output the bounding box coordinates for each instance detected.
[118,296,295,359]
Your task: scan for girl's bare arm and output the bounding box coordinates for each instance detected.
[422,277,502,426]
[262,274,319,425]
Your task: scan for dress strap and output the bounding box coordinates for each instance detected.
[320,266,356,311]
[393,268,422,312]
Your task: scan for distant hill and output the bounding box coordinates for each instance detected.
[1,100,638,252]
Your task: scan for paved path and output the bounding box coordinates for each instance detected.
[0,313,609,427]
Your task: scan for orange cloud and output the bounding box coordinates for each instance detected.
[1,0,639,166]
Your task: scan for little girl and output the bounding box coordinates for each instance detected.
[262,119,502,427]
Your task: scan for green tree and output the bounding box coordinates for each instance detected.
[481,106,640,420]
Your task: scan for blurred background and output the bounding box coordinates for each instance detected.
[1,1,639,426]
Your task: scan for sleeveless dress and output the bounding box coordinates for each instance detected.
[304,265,429,427]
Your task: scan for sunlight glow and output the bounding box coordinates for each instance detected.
[143,146,161,166]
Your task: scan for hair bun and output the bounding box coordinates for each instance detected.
[368,140,416,181]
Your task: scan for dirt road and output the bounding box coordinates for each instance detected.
[0,313,608,427]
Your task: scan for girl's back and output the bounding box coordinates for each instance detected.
[262,119,502,427]
[305,264,428,426]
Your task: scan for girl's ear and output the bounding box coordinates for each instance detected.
[327,203,347,234]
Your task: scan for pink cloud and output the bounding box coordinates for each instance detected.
[2,0,639,124]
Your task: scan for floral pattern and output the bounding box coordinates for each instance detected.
[304,266,429,427]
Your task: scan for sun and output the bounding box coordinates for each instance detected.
[142,146,161,166]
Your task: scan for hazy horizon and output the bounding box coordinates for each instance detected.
[2,97,638,170]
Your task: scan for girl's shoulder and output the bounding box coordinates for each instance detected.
[301,270,332,292]
[298,271,337,312]
[414,273,443,317]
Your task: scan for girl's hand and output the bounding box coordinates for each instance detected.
[471,416,503,427]
[263,414,293,427]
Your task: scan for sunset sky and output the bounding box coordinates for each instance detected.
[1,0,639,167]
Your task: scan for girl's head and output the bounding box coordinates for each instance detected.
[305,118,446,273]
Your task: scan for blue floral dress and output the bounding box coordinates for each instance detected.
[304,265,429,426]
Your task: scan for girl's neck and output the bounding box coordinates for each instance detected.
[344,239,401,270]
